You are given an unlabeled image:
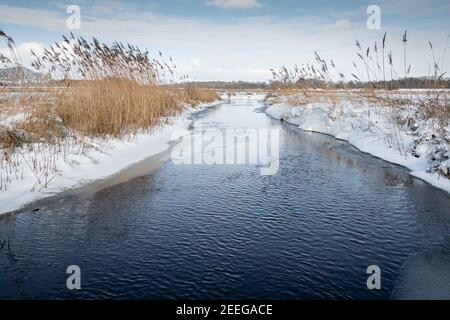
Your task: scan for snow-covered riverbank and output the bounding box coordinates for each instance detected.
[265,96,450,193]
[0,100,223,215]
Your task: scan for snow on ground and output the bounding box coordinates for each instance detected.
[265,94,450,193]
[0,100,223,215]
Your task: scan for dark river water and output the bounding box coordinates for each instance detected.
[1,94,449,299]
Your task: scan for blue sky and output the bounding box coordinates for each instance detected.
[1,0,449,81]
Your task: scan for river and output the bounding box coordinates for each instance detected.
[0,93,449,299]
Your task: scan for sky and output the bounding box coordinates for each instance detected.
[0,0,449,81]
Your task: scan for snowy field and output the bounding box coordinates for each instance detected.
[1,89,448,215]
[0,100,223,215]
[265,90,450,193]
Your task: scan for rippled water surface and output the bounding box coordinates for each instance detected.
[1,94,449,299]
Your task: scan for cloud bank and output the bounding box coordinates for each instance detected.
[205,0,263,9]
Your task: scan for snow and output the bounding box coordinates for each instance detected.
[266,96,450,194]
[0,100,223,215]
[2,89,448,214]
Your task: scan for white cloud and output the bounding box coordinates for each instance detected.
[0,42,46,68]
[189,58,205,68]
[324,19,351,30]
[0,5,66,32]
[205,0,263,9]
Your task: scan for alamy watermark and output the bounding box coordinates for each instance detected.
[367,5,381,30]
[366,265,381,290]
[63,263,380,291]
[171,122,280,176]
[66,5,81,30]
[66,265,81,290]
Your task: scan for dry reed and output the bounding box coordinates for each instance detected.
[0,30,219,190]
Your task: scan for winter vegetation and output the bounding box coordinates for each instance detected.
[266,32,450,192]
[1,26,449,214]
[0,29,220,210]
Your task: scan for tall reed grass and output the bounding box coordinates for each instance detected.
[0,30,219,190]
[270,32,449,178]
